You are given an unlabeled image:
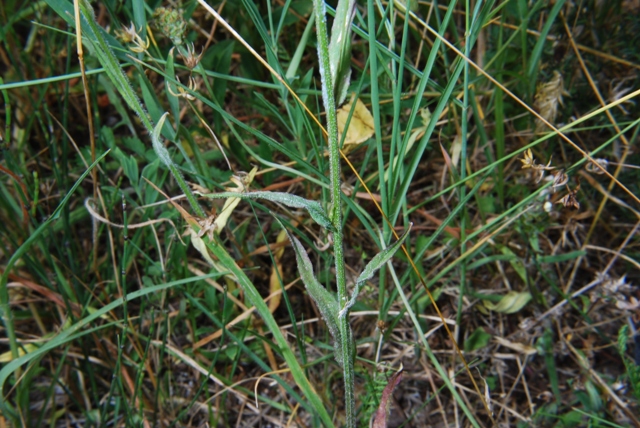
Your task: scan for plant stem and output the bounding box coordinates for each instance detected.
[77,0,204,218]
[312,1,355,426]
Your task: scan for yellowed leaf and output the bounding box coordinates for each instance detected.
[482,291,531,314]
[0,343,38,363]
[337,95,374,152]
[494,336,537,355]
[450,134,462,168]
[268,228,289,313]
[214,166,258,232]
[190,229,217,267]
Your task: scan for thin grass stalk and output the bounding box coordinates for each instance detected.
[312,0,355,425]
[0,151,109,419]
[76,0,205,218]
[202,239,334,426]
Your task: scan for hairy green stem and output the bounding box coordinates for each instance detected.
[312,1,355,426]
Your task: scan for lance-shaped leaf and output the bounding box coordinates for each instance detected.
[151,113,174,168]
[339,226,412,318]
[273,217,346,365]
[328,0,356,105]
[203,191,334,231]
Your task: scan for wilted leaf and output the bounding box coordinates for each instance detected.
[494,336,537,355]
[213,167,257,232]
[482,291,531,314]
[337,96,375,152]
[372,368,403,428]
[268,228,289,313]
[0,343,39,363]
[190,230,218,269]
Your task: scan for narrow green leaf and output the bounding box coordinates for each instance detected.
[132,0,146,38]
[393,0,420,13]
[152,113,178,169]
[152,113,203,216]
[328,0,355,105]
[526,0,566,97]
[499,245,527,282]
[202,191,334,231]
[0,272,222,420]
[67,0,205,217]
[286,14,315,80]
[273,217,344,365]
[165,48,181,123]
[112,148,139,188]
[0,151,110,417]
[536,250,586,264]
[339,226,412,318]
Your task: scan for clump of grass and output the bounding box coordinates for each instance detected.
[1,0,640,426]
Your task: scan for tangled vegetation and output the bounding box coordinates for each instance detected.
[1,0,640,426]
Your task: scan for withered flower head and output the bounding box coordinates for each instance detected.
[115,22,149,54]
[557,192,580,209]
[585,158,608,175]
[519,148,555,183]
[556,180,581,210]
[182,43,204,70]
[520,148,535,169]
[115,22,138,44]
[552,170,569,189]
[534,71,568,134]
[167,76,198,100]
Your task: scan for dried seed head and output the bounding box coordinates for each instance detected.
[115,22,138,44]
[168,76,198,100]
[551,170,569,188]
[130,35,150,54]
[608,79,636,115]
[181,43,204,70]
[534,71,568,134]
[115,22,149,54]
[519,149,535,169]
[585,158,608,174]
[519,148,555,182]
[556,189,580,210]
